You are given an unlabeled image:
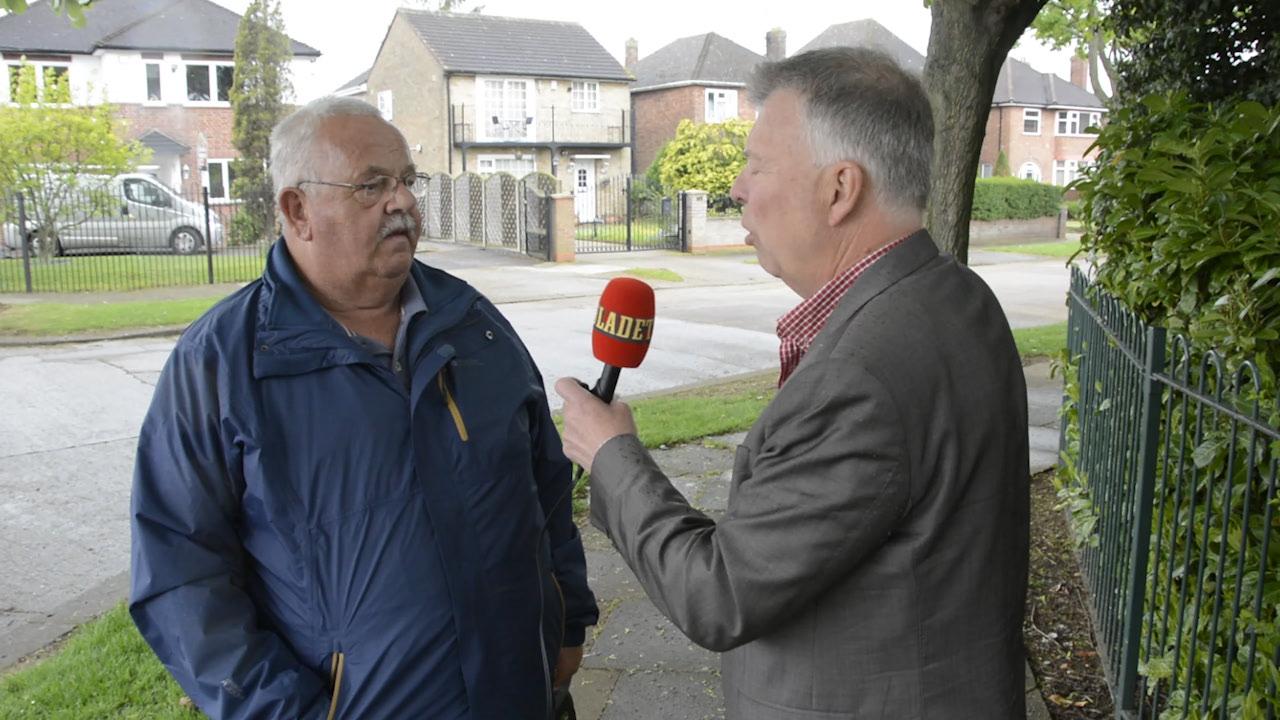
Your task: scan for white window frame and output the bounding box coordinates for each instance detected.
[704,88,738,123]
[1019,161,1042,182]
[144,61,164,104]
[183,61,234,106]
[204,158,238,202]
[979,163,994,179]
[1053,159,1091,187]
[476,153,536,176]
[478,77,534,142]
[1022,108,1041,135]
[5,61,70,104]
[377,89,394,121]
[1057,110,1102,136]
[571,80,599,112]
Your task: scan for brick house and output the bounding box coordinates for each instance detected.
[628,32,774,174]
[979,56,1106,187]
[0,0,319,200]
[353,10,632,220]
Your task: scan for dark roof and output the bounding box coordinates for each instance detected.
[137,129,189,154]
[400,10,628,81]
[334,68,370,94]
[797,19,924,74]
[632,33,764,92]
[0,0,319,56]
[993,57,1105,109]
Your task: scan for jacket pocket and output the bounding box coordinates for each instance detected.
[437,369,469,442]
[326,651,346,720]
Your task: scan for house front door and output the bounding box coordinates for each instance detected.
[574,160,596,222]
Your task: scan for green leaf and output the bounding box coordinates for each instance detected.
[1192,439,1221,469]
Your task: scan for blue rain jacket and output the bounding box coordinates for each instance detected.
[130,241,598,719]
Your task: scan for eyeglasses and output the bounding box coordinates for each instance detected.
[297,172,429,208]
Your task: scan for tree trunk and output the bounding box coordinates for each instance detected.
[924,0,1048,264]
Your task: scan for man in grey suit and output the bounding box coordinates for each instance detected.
[555,47,1029,719]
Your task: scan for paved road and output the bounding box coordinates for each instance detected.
[0,244,1070,669]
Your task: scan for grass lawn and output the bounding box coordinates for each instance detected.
[616,267,683,283]
[0,323,1066,716]
[0,296,225,336]
[574,219,667,244]
[1013,322,1067,360]
[0,253,265,294]
[987,238,1081,259]
[0,603,196,718]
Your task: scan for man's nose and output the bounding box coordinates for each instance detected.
[386,177,417,213]
[729,173,746,205]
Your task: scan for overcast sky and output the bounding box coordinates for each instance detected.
[202,0,1077,103]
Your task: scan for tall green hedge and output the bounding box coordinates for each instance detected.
[971,177,1063,221]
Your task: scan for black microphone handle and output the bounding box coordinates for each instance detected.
[591,364,622,403]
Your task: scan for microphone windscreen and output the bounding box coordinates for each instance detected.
[592,277,655,369]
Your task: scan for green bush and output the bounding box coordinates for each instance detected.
[1079,93,1280,377]
[970,178,1063,221]
[1068,92,1280,719]
[654,118,750,211]
[1063,199,1084,220]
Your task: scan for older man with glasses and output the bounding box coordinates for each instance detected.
[129,96,596,719]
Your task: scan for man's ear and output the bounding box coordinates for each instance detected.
[278,188,309,240]
[826,161,865,227]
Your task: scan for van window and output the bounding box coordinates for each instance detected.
[124,179,168,207]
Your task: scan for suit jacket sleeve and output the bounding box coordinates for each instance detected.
[589,356,910,652]
[129,344,330,720]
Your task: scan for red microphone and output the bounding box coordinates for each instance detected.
[590,277,655,402]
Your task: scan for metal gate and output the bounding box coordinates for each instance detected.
[575,175,684,254]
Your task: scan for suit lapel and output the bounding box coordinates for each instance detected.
[825,229,939,331]
[787,230,939,379]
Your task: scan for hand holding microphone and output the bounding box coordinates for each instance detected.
[555,277,655,471]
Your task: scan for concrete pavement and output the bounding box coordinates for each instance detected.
[0,241,1065,718]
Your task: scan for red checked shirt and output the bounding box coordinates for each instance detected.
[776,236,906,386]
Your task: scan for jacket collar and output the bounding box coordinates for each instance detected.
[252,239,480,380]
[822,229,939,332]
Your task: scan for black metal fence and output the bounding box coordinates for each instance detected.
[574,175,683,254]
[1,181,269,293]
[1064,267,1279,719]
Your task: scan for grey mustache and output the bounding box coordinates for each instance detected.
[380,213,419,240]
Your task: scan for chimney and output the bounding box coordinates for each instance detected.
[625,38,638,75]
[766,28,786,62]
[1069,55,1089,90]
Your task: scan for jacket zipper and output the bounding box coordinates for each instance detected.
[437,369,469,442]
[326,651,346,720]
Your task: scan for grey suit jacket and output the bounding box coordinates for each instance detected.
[589,230,1030,719]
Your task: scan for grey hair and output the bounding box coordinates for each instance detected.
[749,47,934,214]
[268,95,407,199]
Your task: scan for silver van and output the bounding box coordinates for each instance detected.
[3,173,224,256]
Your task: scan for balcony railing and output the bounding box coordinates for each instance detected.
[451,105,628,145]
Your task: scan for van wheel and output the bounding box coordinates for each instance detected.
[28,233,62,257]
[170,227,203,254]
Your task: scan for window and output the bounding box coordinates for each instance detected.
[1057,110,1102,136]
[6,63,69,103]
[123,178,170,207]
[705,89,738,123]
[1019,161,1042,182]
[571,81,598,112]
[481,78,532,141]
[145,62,162,102]
[206,159,237,200]
[1053,159,1091,187]
[185,62,233,103]
[1022,108,1041,135]
[979,163,994,179]
[476,154,535,176]
[377,90,393,121]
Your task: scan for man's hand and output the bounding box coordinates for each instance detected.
[553,645,584,688]
[553,378,639,472]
